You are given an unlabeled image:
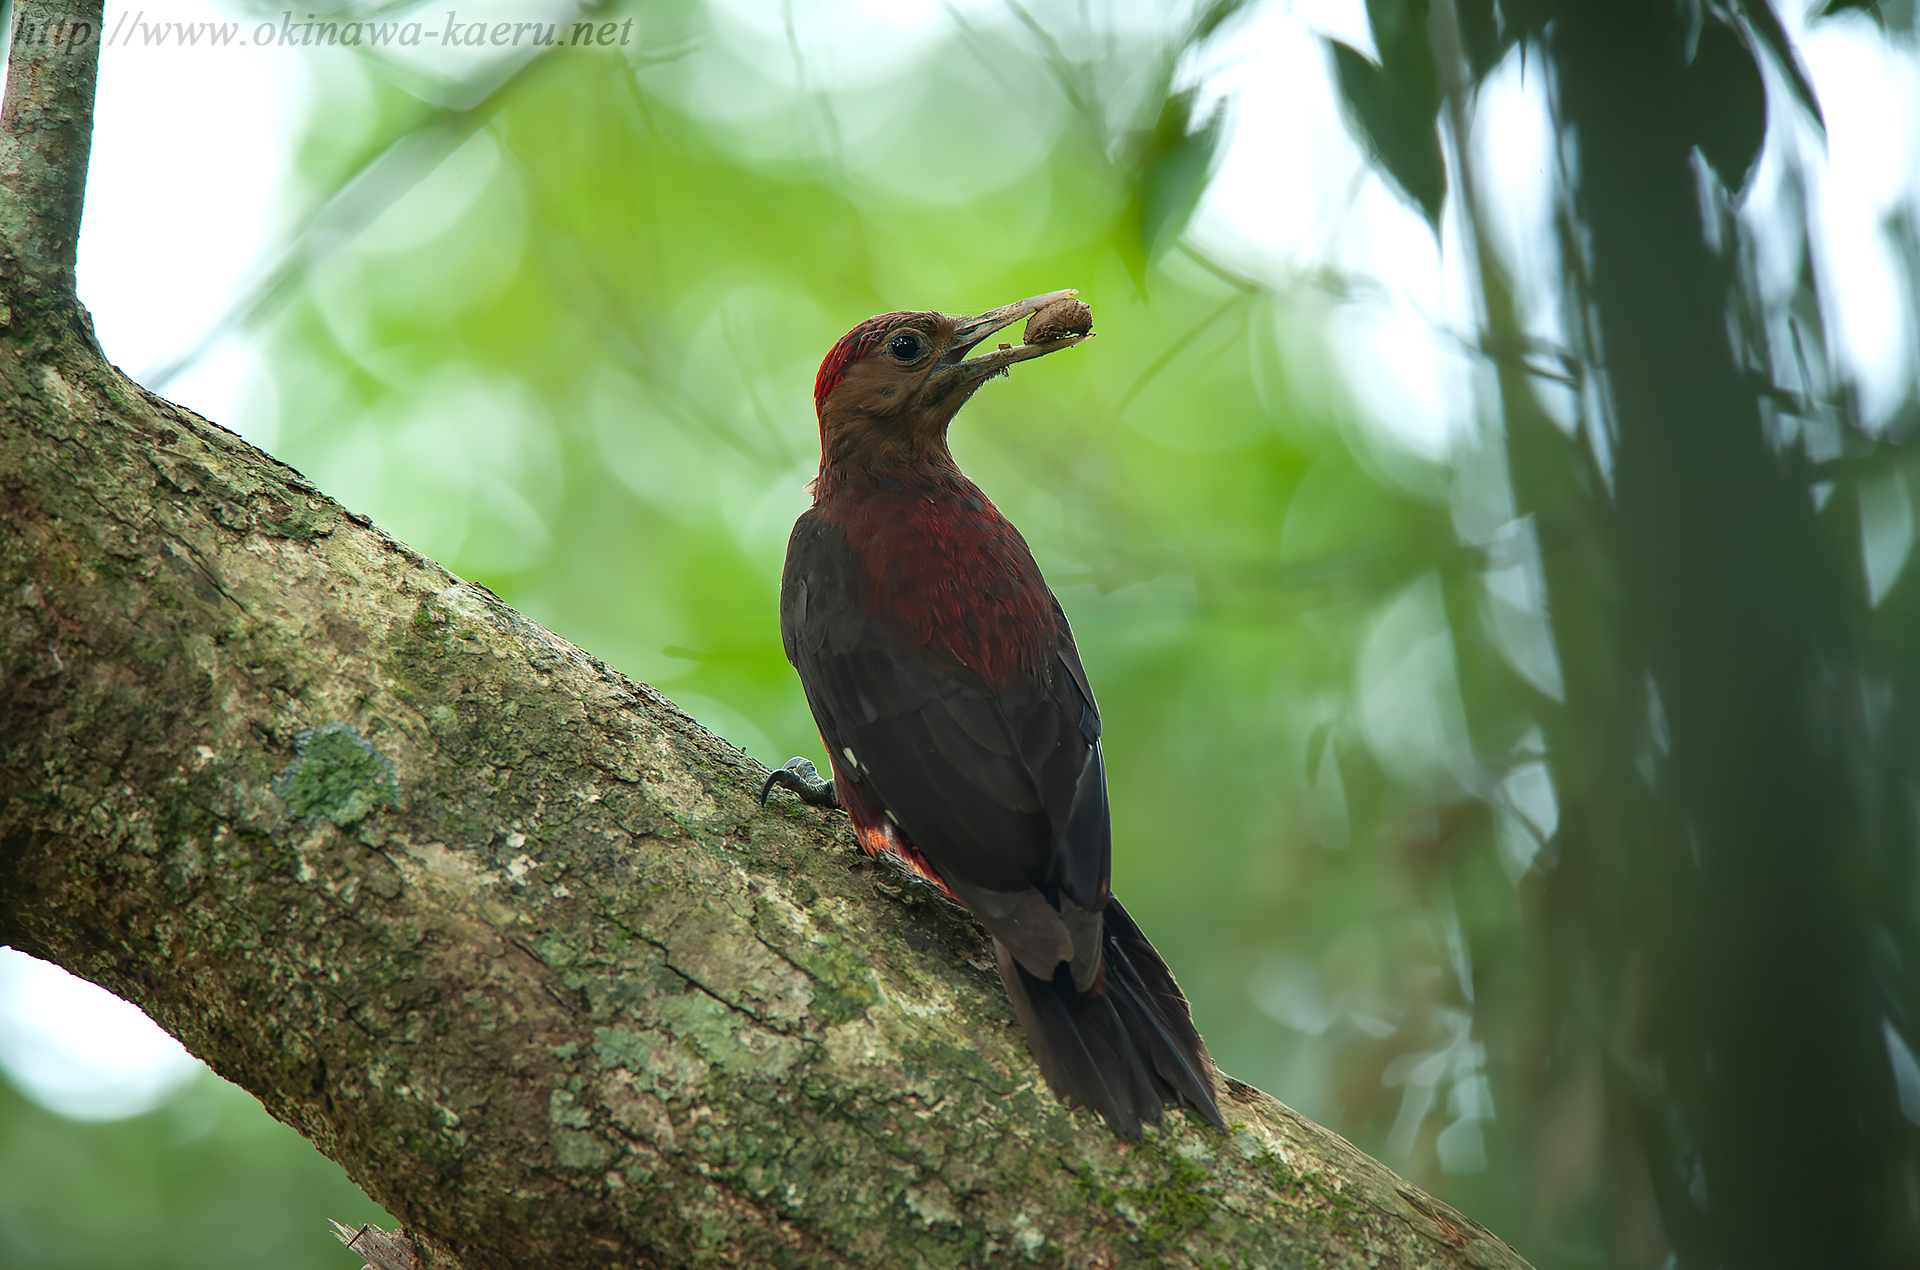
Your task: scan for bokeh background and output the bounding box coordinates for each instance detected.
[5,0,1920,1266]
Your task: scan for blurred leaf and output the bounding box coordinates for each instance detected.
[1306,717,1338,777]
[1817,0,1887,22]
[1688,20,1768,193]
[1328,39,1447,228]
[1739,0,1826,131]
[1124,88,1229,287]
[1106,1,1249,290]
[1494,0,1560,41]
[1833,0,1920,32]
[1191,0,1255,43]
[1456,0,1506,79]
[1326,0,1447,229]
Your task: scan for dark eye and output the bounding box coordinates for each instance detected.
[886,332,925,361]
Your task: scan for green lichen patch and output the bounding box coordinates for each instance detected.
[1248,1145,1354,1222]
[593,1027,656,1072]
[1080,1134,1223,1253]
[273,723,400,826]
[657,988,804,1079]
[550,1088,592,1129]
[900,1034,1020,1098]
[790,933,880,1027]
[556,1129,612,1170]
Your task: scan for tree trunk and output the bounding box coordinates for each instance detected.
[0,33,1532,1268]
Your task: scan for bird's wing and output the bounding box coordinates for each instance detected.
[781,512,1111,985]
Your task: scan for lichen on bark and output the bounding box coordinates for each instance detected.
[0,257,1531,1267]
[275,723,403,825]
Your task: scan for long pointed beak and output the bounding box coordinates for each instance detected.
[942,289,1092,380]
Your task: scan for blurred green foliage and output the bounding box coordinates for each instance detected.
[12,0,1920,1267]
[1321,1,1920,1266]
[0,1069,392,1269]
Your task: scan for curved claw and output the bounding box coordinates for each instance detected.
[759,757,839,809]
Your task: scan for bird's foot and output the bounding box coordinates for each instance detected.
[759,757,839,809]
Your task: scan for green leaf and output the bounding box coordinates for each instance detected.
[1328,40,1448,228]
[1456,0,1507,78]
[1133,88,1229,274]
[1817,0,1884,20]
[1366,0,1434,59]
[1107,3,1246,290]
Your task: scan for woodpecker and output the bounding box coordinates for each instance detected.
[763,290,1222,1138]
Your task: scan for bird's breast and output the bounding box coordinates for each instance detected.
[823,477,1054,687]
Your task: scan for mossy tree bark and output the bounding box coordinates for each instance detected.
[0,31,1533,1270]
[0,0,104,291]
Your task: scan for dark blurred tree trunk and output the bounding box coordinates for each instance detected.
[1546,7,1881,1264]
[1335,0,1920,1264]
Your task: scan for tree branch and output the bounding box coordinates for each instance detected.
[0,0,103,289]
[0,260,1533,1266]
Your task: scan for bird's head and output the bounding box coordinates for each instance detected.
[812,289,1091,473]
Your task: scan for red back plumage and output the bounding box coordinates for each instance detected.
[814,313,912,418]
[821,468,1054,689]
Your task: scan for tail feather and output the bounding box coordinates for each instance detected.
[994,897,1224,1137]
